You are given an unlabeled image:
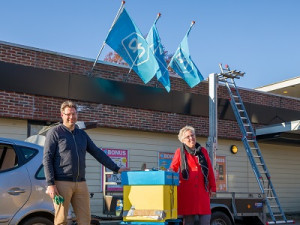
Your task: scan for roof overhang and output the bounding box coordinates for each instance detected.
[0,60,299,127]
[255,76,300,99]
[256,120,300,145]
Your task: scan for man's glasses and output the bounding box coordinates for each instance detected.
[63,112,77,117]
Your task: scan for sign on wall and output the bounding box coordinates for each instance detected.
[158,151,227,191]
[215,155,227,191]
[158,152,174,171]
[102,148,129,191]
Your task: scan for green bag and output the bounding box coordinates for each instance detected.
[54,195,64,205]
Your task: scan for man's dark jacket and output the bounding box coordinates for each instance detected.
[43,124,120,185]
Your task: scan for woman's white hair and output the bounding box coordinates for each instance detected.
[178,125,195,143]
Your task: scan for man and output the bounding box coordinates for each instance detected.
[43,100,129,225]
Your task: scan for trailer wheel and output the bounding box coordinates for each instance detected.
[90,219,100,225]
[211,211,232,225]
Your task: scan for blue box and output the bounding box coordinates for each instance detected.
[121,171,179,186]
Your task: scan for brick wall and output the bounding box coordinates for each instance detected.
[0,41,299,139]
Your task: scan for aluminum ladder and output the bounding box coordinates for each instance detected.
[217,64,293,225]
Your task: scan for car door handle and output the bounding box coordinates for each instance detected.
[8,187,26,195]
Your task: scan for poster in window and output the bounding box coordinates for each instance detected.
[216,155,227,191]
[102,148,128,191]
[158,152,174,171]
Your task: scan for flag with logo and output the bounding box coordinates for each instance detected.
[105,8,159,84]
[146,16,171,92]
[168,22,204,88]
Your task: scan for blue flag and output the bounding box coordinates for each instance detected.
[105,8,159,84]
[146,22,171,92]
[168,34,204,88]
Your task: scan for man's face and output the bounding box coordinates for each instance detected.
[61,107,77,129]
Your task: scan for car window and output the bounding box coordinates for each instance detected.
[19,146,38,162]
[0,144,18,172]
[36,164,46,179]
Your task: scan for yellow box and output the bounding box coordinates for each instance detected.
[123,185,177,222]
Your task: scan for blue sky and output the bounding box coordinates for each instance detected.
[1,0,300,89]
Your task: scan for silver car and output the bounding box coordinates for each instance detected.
[0,137,54,225]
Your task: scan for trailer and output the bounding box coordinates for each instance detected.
[100,172,266,225]
[97,191,266,225]
[210,192,265,225]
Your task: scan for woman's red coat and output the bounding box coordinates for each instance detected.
[170,147,216,215]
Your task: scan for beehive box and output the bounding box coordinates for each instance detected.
[121,171,179,186]
[121,171,178,222]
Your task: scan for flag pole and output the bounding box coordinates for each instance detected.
[89,1,126,77]
[167,21,195,69]
[187,21,195,37]
[154,12,161,24]
[153,13,162,88]
[127,12,162,76]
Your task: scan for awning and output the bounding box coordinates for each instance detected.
[256,120,300,145]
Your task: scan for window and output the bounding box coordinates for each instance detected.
[20,146,38,162]
[27,120,51,137]
[36,165,46,179]
[0,145,18,172]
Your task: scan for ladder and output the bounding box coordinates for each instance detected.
[217,64,293,225]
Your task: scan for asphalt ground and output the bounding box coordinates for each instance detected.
[98,215,300,225]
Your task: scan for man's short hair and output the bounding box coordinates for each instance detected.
[60,100,77,112]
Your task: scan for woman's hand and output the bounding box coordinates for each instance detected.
[210,191,216,197]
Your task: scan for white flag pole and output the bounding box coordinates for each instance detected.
[90,1,126,77]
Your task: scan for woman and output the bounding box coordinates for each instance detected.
[169,126,216,225]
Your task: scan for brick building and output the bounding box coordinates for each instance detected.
[1,40,299,215]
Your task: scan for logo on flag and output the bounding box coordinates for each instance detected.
[105,8,159,84]
[122,33,149,66]
[173,50,197,77]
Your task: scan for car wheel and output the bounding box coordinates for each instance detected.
[211,211,232,225]
[21,217,53,225]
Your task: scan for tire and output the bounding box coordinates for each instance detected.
[21,216,53,225]
[211,211,232,225]
[71,219,100,225]
[90,219,100,225]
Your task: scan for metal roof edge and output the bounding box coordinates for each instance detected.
[256,120,300,135]
[255,76,300,91]
[0,40,129,69]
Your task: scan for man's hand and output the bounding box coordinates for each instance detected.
[46,185,59,199]
[118,167,130,173]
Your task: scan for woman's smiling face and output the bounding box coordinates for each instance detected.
[182,130,196,149]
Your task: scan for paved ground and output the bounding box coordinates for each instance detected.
[98,215,300,225]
